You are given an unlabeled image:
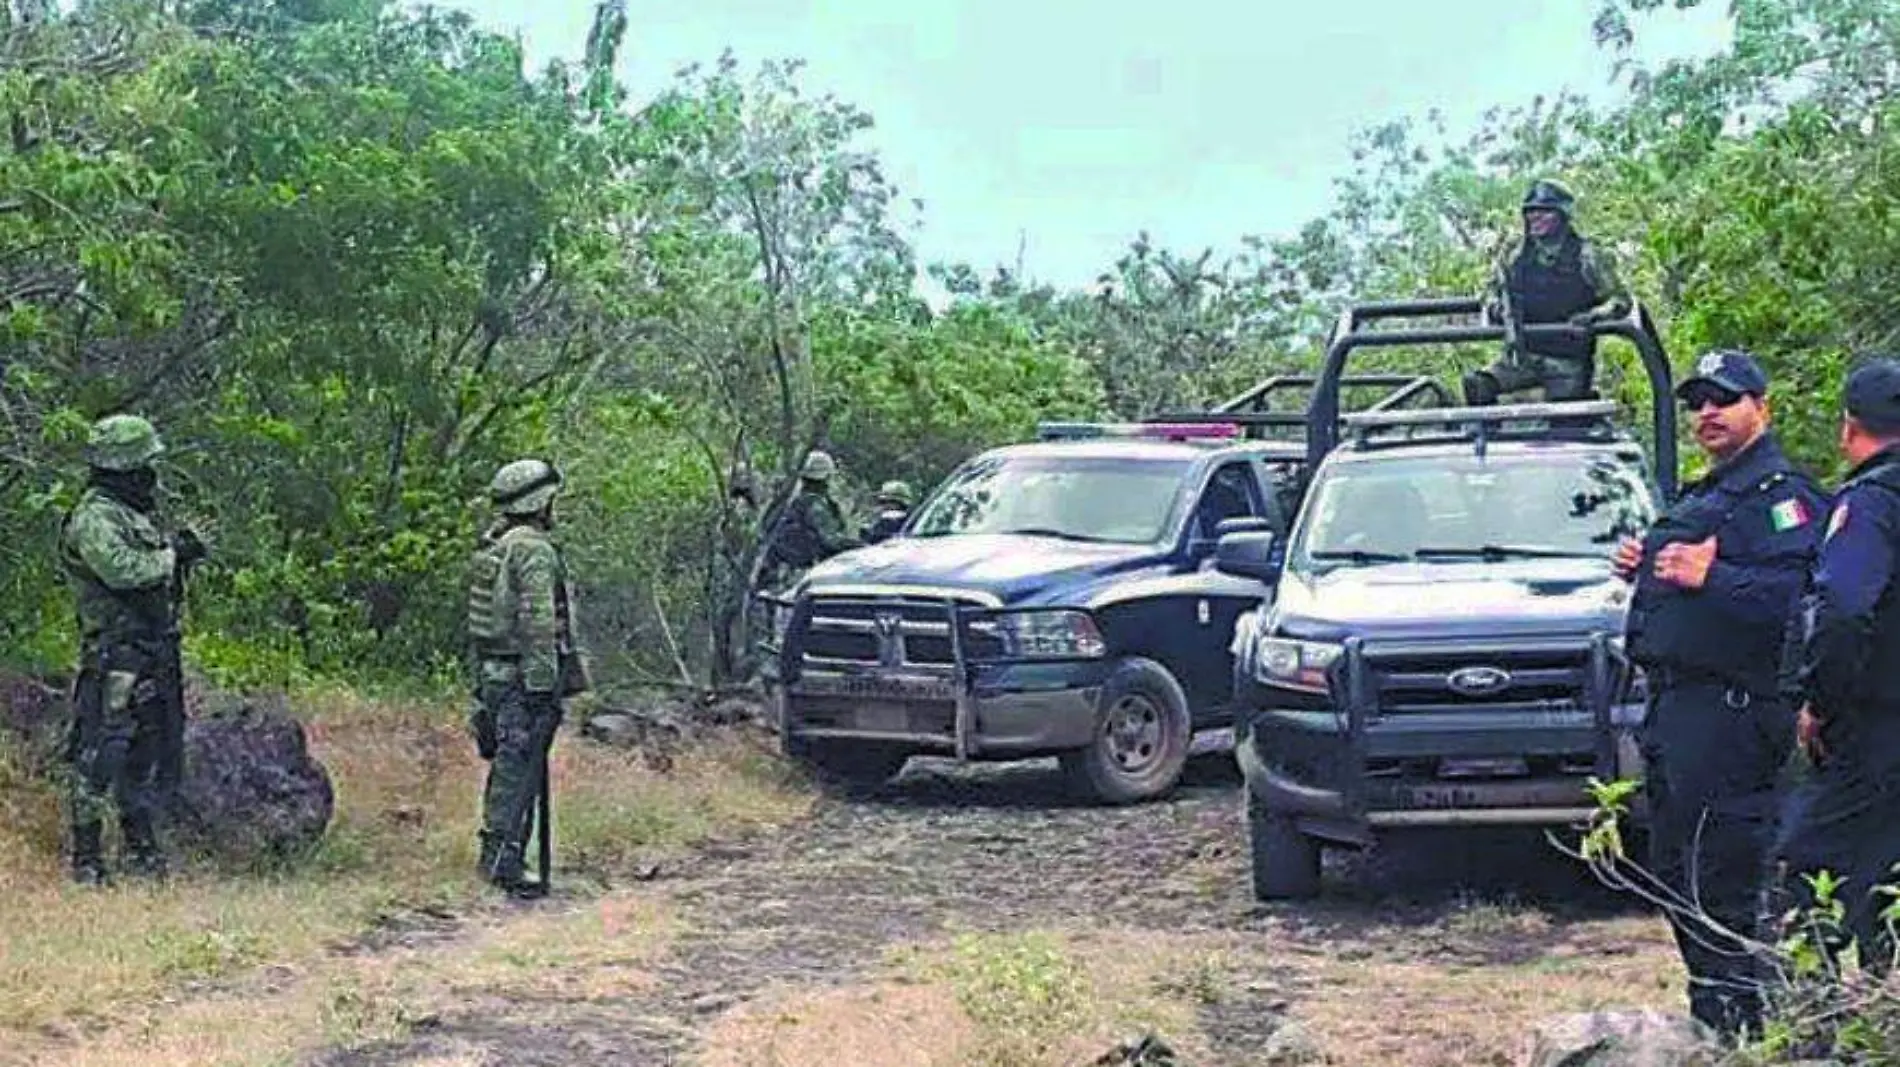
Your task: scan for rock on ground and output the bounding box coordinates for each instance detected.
[172,690,335,866]
[0,671,69,770]
[1524,1010,1719,1067]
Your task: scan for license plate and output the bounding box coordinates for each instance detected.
[857,702,909,732]
[796,672,958,702]
[1404,784,1479,809]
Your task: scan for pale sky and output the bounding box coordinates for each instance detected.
[445,0,1731,290]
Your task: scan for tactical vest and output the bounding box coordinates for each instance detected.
[1507,234,1596,361]
[766,492,829,570]
[466,528,513,646]
[465,524,576,656]
[1626,465,1816,694]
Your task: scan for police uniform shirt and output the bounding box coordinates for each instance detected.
[1638,432,1828,693]
[1799,444,1900,724]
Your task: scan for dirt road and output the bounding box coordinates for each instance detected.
[317,754,1679,1067]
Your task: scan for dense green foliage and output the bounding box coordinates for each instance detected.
[1,0,1892,690]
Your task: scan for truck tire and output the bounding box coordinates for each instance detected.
[1248,793,1321,900]
[1060,656,1191,805]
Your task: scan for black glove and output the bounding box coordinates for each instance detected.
[468,700,498,761]
[172,528,208,568]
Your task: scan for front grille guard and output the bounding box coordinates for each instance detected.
[1325,633,1622,810]
[756,592,1096,762]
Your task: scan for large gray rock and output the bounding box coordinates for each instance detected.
[1524,1011,1719,1067]
[0,672,69,770]
[170,691,334,867]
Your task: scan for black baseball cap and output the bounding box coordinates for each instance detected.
[1675,348,1769,403]
[1845,356,1900,433]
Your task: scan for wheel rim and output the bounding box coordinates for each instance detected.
[1102,694,1165,775]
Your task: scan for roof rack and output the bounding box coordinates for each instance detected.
[1342,400,1623,456]
[1035,420,1246,442]
[1215,373,1451,415]
[1123,373,1456,443]
[1304,297,1679,499]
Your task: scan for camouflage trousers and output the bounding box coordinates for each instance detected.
[476,680,562,884]
[1463,348,1595,405]
[66,660,175,878]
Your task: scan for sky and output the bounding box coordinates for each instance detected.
[443,0,1732,291]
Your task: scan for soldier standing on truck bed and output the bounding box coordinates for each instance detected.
[1612,350,1827,1040]
[59,414,207,886]
[1770,357,1900,979]
[1463,179,1632,406]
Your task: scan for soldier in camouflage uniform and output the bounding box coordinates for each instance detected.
[860,480,914,544]
[1463,179,1633,406]
[466,458,589,897]
[756,450,861,592]
[59,414,206,885]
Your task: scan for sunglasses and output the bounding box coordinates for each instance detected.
[1681,387,1748,411]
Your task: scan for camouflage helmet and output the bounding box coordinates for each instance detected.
[1521,179,1575,219]
[489,458,563,516]
[800,450,837,482]
[875,480,914,507]
[85,414,164,472]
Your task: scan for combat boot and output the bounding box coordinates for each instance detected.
[484,840,544,899]
[70,823,109,887]
[122,812,168,880]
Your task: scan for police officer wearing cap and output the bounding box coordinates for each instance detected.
[1613,349,1828,1038]
[1771,356,1900,972]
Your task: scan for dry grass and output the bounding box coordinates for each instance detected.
[1282,912,1680,1066]
[0,684,808,1064]
[17,888,679,1067]
[877,928,1218,1067]
[701,982,981,1067]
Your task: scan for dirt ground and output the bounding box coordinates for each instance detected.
[298,752,1681,1067]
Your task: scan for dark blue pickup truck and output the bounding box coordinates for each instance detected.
[1216,297,1682,898]
[759,376,1448,803]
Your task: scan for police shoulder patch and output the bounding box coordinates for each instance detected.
[1826,501,1850,542]
[1769,495,1812,532]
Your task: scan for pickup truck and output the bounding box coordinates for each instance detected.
[1217,298,1680,898]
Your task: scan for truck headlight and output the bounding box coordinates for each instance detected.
[972,610,1108,660]
[1257,637,1341,692]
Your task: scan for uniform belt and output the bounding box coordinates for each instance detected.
[1651,665,1742,691]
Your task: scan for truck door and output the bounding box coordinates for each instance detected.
[1180,459,1277,721]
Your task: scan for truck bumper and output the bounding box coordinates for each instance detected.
[1238,633,1649,845]
[774,660,1110,758]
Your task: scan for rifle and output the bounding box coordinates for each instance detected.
[157,529,206,802]
[536,743,552,894]
[510,708,556,898]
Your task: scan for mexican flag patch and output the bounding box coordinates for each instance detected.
[1770,497,1812,532]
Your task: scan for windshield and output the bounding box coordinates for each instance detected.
[908,453,1190,544]
[1290,450,1656,570]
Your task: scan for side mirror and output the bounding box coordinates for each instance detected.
[1215,516,1273,538]
[1191,516,1273,560]
[1214,529,1280,583]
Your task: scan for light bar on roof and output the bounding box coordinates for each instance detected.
[1036,421,1241,441]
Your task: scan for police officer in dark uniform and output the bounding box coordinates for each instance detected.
[1613,349,1828,1038]
[1771,356,1900,974]
[1464,179,1632,406]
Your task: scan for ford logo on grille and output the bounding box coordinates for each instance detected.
[1446,665,1512,696]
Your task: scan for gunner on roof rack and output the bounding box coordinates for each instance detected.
[1464,179,1632,408]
